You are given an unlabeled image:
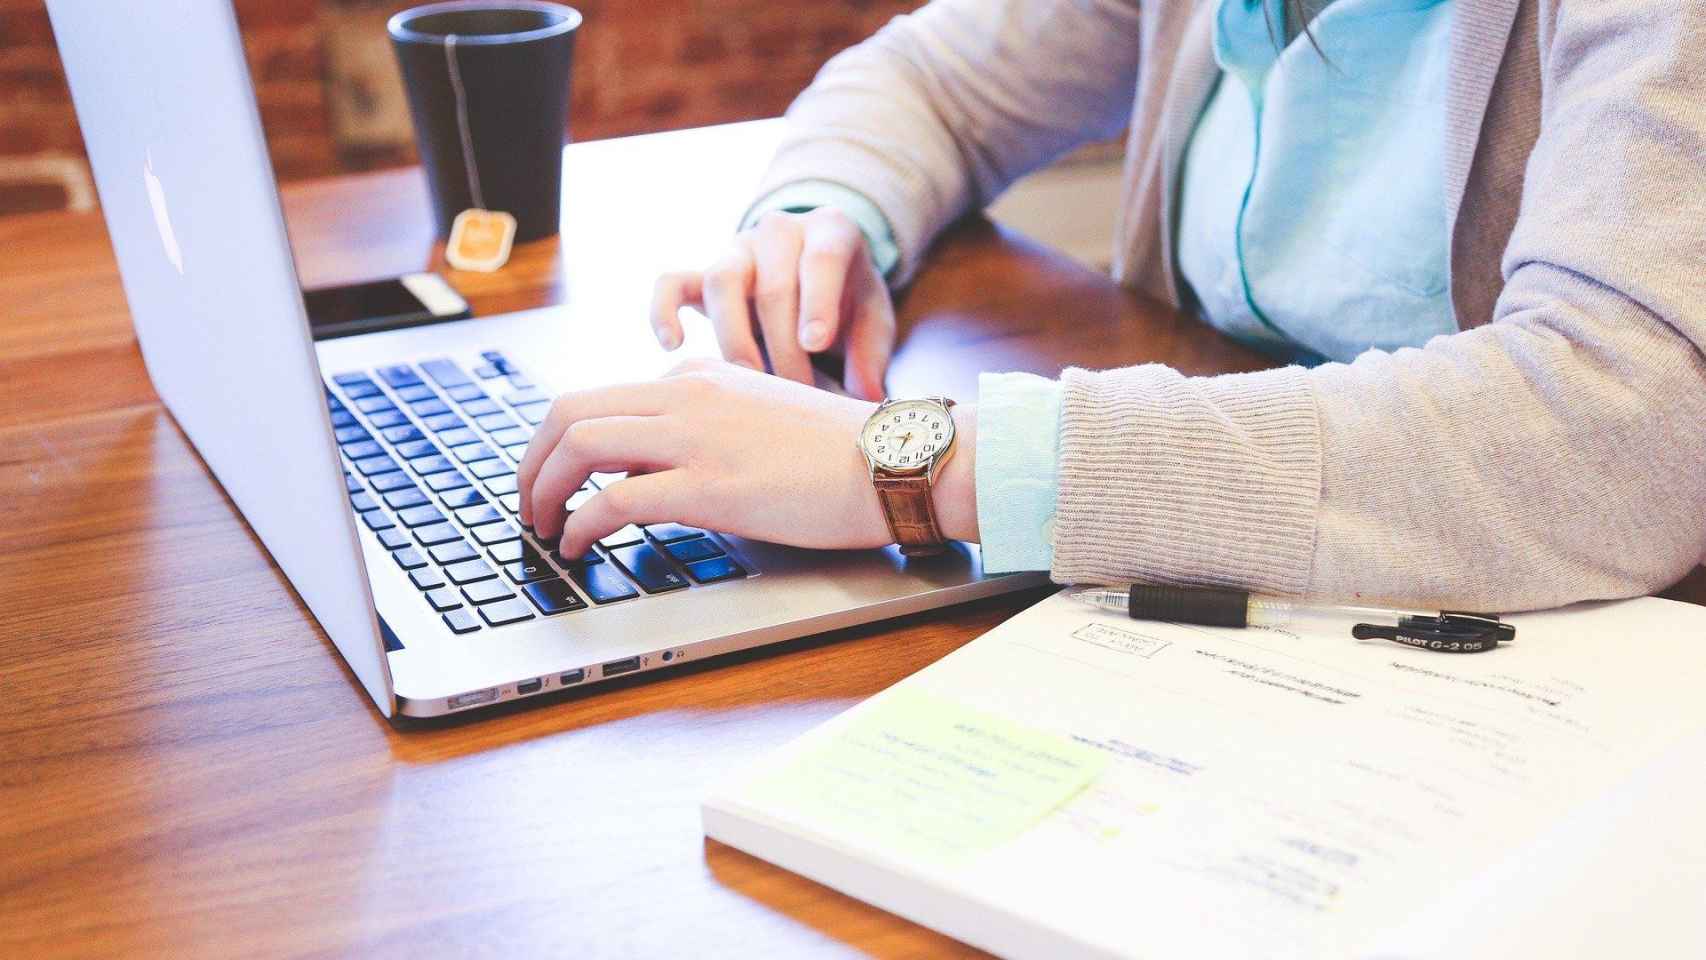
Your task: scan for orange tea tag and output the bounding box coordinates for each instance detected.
[445,208,516,272]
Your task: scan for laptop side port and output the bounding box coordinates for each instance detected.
[560,669,586,685]
[602,656,641,677]
[516,678,542,695]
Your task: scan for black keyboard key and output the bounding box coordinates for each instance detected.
[421,358,473,388]
[398,505,446,528]
[332,371,371,387]
[342,380,382,399]
[460,397,501,417]
[369,470,414,493]
[503,386,550,407]
[440,487,487,510]
[395,383,436,403]
[463,579,517,605]
[665,536,724,564]
[396,439,438,460]
[600,525,645,548]
[645,522,705,544]
[424,587,462,612]
[478,598,534,626]
[341,439,384,460]
[377,364,423,388]
[330,409,357,429]
[453,443,496,464]
[344,472,364,494]
[430,540,479,565]
[570,563,639,603]
[384,487,429,510]
[483,474,519,495]
[376,527,411,550]
[413,522,462,547]
[503,552,555,584]
[500,493,521,513]
[474,412,517,431]
[437,427,479,447]
[350,492,380,513]
[444,558,497,585]
[410,398,451,418]
[362,511,396,532]
[470,459,513,480]
[353,454,398,476]
[409,455,455,476]
[382,424,424,444]
[410,566,447,590]
[489,426,531,447]
[474,364,503,379]
[442,608,481,634]
[552,547,604,568]
[426,471,472,493]
[473,522,520,546]
[523,578,586,615]
[445,383,485,402]
[609,543,688,593]
[686,555,746,583]
[334,425,370,444]
[488,540,525,563]
[514,401,550,425]
[368,409,409,429]
[502,443,529,460]
[424,413,466,432]
[355,396,395,414]
[393,547,428,571]
[456,504,504,527]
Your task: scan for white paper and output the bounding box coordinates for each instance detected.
[707,591,1706,959]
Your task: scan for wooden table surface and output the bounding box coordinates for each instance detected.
[2,121,1699,958]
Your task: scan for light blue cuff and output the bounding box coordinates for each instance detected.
[741,180,902,282]
[975,371,1064,574]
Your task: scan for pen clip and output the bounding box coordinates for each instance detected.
[1352,612,1514,654]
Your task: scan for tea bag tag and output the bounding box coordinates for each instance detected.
[445,207,516,272]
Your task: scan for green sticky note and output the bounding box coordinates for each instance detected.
[744,686,1107,865]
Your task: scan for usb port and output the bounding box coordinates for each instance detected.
[602,656,641,677]
[560,669,586,686]
[516,678,543,695]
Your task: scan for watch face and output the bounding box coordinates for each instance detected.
[862,400,953,470]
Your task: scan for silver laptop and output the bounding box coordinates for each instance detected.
[48,0,1042,719]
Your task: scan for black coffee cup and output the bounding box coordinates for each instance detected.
[388,2,581,243]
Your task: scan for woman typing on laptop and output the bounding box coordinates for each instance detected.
[520,0,1706,610]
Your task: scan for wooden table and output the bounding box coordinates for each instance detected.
[2,121,1699,958]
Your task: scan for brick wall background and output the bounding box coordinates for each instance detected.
[0,0,924,216]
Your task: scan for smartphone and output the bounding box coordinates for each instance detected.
[303,272,472,340]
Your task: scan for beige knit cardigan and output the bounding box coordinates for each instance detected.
[754,0,1706,609]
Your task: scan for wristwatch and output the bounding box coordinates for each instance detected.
[857,396,958,557]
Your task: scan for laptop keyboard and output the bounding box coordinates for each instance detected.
[326,349,750,635]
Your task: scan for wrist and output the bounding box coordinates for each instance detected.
[932,404,979,543]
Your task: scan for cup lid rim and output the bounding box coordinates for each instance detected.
[387,2,583,46]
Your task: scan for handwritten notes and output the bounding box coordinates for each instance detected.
[743,687,1106,865]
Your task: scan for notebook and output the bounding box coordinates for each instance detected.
[703,590,1706,959]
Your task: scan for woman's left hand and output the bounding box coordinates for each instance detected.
[516,358,978,559]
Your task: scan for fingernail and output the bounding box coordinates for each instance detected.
[800,321,826,350]
[654,326,679,350]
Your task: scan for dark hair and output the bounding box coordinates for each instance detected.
[1264,0,1327,58]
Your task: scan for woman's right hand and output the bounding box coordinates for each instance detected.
[648,207,895,402]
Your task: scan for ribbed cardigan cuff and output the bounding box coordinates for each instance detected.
[749,134,944,288]
[1051,364,1322,595]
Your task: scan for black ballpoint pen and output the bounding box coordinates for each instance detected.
[1072,585,1515,653]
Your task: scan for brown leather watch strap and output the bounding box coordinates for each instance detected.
[872,472,947,557]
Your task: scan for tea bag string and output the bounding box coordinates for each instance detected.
[443,34,485,210]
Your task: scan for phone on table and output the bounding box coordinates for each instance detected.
[303,272,471,340]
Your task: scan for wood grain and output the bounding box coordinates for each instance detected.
[1,121,1699,959]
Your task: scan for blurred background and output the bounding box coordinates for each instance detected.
[0,0,1120,267]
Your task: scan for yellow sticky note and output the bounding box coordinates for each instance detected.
[744,687,1107,865]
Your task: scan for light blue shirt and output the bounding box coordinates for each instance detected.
[750,0,1457,573]
[1178,0,1458,365]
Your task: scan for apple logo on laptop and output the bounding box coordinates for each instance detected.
[143,148,184,275]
